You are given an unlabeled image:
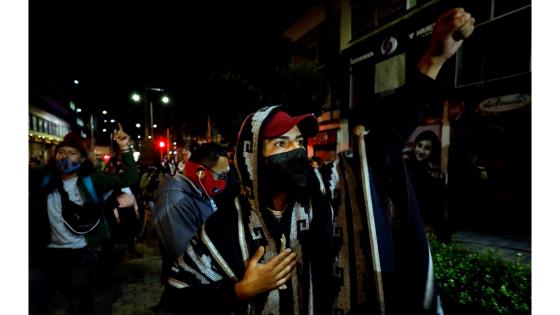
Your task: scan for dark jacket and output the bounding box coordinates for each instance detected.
[29,151,140,265]
[152,173,217,280]
[331,70,445,314]
[404,154,445,227]
[167,105,335,315]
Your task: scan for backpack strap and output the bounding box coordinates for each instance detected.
[40,174,51,191]
[82,175,99,204]
[41,174,99,204]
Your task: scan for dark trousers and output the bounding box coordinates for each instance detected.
[112,207,139,254]
[29,247,98,315]
[157,284,204,315]
[157,285,181,314]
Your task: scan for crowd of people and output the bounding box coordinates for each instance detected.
[29,7,475,315]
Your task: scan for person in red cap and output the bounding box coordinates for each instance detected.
[156,7,474,315]
[160,105,335,315]
[29,123,140,315]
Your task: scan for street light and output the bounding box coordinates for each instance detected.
[94,109,116,156]
[131,93,141,103]
[130,89,171,139]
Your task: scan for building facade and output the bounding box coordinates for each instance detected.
[283,0,531,236]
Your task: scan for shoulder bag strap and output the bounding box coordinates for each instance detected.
[82,176,99,204]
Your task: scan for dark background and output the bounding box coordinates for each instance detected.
[29,0,322,140]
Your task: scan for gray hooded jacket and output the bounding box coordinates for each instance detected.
[153,173,216,280]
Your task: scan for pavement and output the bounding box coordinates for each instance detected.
[47,229,531,314]
[451,230,531,265]
[50,234,165,315]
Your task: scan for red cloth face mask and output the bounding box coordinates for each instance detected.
[184,161,227,197]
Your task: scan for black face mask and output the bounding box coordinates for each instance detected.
[264,149,310,193]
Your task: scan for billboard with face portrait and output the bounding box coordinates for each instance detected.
[403,124,442,166]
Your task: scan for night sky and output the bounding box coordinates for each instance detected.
[30,0,320,142]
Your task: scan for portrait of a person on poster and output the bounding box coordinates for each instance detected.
[404,126,446,239]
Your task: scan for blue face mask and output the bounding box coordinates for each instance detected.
[56,159,81,174]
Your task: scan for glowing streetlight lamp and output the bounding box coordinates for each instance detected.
[130,89,170,139]
[131,93,141,103]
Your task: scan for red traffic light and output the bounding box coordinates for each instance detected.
[159,141,165,148]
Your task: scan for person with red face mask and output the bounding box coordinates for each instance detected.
[152,142,231,312]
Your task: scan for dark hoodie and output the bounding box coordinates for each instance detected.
[167,106,335,315]
[330,70,445,315]
[153,173,217,282]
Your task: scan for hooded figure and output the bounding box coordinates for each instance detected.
[166,106,335,315]
[330,7,475,314]
[165,7,474,315]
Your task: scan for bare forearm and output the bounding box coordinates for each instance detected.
[417,8,475,80]
[417,55,447,80]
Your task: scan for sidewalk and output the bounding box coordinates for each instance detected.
[49,229,531,314]
[51,234,164,315]
[105,236,163,315]
[450,230,531,264]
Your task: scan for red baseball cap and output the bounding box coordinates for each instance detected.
[263,111,319,139]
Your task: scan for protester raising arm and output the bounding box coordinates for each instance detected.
[92,123,140,192]
[337,7,476,315]
[418,8,475,79]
